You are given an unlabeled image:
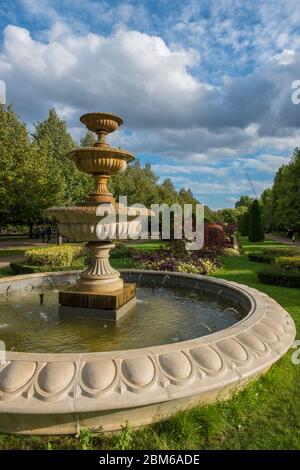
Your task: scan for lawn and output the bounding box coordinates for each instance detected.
[0,236,299,449]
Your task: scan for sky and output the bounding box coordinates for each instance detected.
[0,0,300,209]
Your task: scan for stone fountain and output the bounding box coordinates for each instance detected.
[47,112,148,321]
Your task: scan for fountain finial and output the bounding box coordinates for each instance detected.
[80,112,123,148]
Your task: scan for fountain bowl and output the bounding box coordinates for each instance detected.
[0,270,295,435]
[80,112,123,134]
[68,147,134,175]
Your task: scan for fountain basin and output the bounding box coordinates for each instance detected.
[0,270,295,434]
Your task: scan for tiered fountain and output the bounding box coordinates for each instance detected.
[47,113,148,321]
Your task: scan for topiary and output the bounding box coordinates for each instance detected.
[240,211,250,236]
[248,200,265,242]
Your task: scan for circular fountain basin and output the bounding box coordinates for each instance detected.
[0,270,295,435]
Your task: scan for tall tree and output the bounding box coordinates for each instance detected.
[0,104,32,225]
[32,108,93,204]
[235,195,253,208]
[80,131,96,147]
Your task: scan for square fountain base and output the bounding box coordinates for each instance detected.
[58,283,136,322]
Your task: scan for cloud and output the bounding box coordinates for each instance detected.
[1,1,300,209]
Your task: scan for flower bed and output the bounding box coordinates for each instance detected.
[133,245,221,275]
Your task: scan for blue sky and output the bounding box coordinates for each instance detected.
[1,0,300,209]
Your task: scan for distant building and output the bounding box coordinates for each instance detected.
[0,80,6,105]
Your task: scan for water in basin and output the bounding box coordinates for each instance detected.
[0,285,247,353]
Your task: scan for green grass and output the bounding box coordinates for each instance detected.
[127,240,168,251]
[0,236,299,449]
[0,266,12,277]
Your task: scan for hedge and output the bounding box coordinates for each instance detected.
[10,258,86,275]
[25,245,86,267]
[110,243,137,259]
[248,247,300,264]
[276,256,300,271]
[258,265,300,288]
[248,252,273,263]
[262,247,300,257]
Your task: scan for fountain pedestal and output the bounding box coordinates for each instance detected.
[46,112,149,321]
[59,241,136,320]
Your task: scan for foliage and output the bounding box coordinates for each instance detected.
[133,248,220,275]
[235,195,254,208]
[114,422,135,450]
[262,247,300,257]
[275,256,300,271]
[216,206,247,227]
[24,244,86,267]
[205,224,227,251]
[239,211,250,236]
[0,105,93,232]
[10,258,86,274]
[78,428,93,451]
[248,252,273,263]
[110,243,137,259]
[258,265,300,288]
[260,148,300,232]
[248,200,264,242]
[223,247,239,256]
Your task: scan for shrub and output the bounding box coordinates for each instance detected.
[276,256,300,271]
[110,243,137,259]
[248,247,300,264]
[205,224,227,250]
[262,247,300,257]
[10,258,86,274]
[248,200,264,242]
[223,247,239,256]
[133,249,220,275]
[240,212,250,236]
[25,244,86,267]
[248,252,273,263]
[258,265,300,288]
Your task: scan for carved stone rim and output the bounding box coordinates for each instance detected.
[80,112,123,127]
[68,147,134,163]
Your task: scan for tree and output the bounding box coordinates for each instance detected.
[0,104,32,226]
[248,200,265,242]
[80,131,96,147]
[216,206,247,226]
[235,195,253,208]
[32,108,93,205]
[240,211,250,236]
[260,188,273,231]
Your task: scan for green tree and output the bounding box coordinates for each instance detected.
[240,211,250,236]
[0,104,32,226]
[235,195,253,208]
[32,108,93,205]
[260,188,273,231]
[248,200,265,242]
[80,131,96,147]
